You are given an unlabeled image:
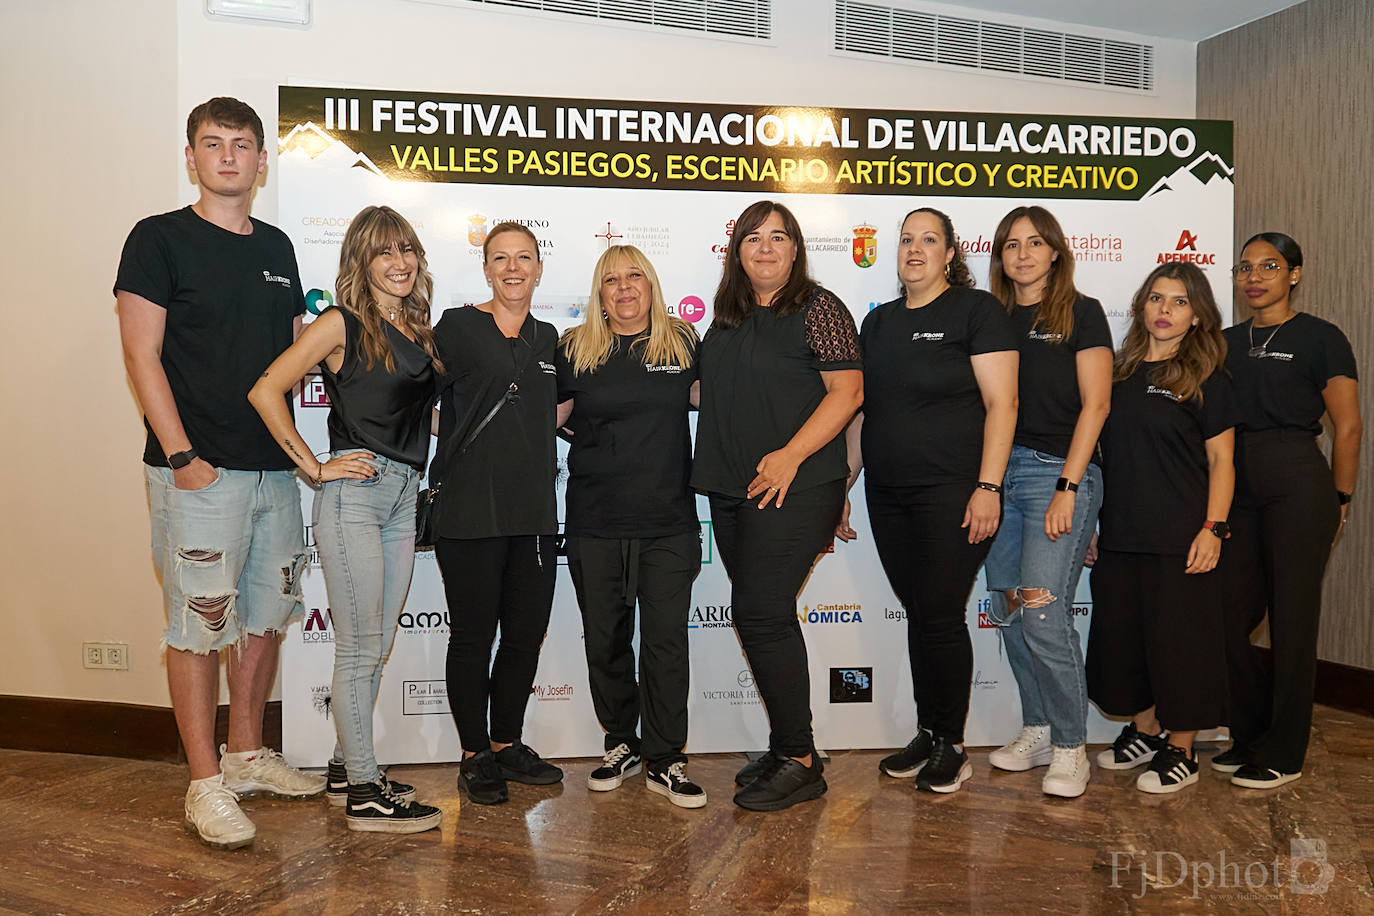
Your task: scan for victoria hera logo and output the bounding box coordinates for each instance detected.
[852,225,878,268]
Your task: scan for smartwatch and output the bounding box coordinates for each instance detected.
[1055,477,1079,492]
[1203,520,1231,539]
[167,448,198,470]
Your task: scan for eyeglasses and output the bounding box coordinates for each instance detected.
[1230,260,1287,280]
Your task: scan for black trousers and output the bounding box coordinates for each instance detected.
[1086,549,1225,731]
[436,535,557,754]
[566,530,701,768]
[866,483,991,744]
[709,481,843,758]
[1222,431,1341,773]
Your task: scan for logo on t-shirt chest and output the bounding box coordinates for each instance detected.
[262,270,293,288]
[1146,384,1181,402]
[1251,350,1294,362]
[911,332,945,342]
[1027,330,1063,343]
[645,364,683,374]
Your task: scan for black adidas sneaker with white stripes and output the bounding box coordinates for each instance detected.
[345,780,442,834]
[1136,744,1199,794]
[1096,723,1168,770]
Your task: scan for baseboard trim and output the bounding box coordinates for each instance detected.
[0,696,282,762]
[1313,658,1374,718]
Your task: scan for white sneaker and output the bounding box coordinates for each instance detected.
[185,774,256,849]
[988,725,1053,772]
[1042,746,1090,798]
[220,744,327,799]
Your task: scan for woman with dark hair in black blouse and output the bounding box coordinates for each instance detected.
[693,200,864,812]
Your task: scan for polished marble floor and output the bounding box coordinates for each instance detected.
[1,705,1371,914]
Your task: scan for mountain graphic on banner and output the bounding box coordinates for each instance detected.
[1142,151,1234,199]
[279,122,384,177]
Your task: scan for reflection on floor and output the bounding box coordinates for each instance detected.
[1,705,1371,914]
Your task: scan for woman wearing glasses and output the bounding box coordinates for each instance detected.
[1216,232,1362,789]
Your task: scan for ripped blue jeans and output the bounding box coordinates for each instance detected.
[983,447,1101,748]
[146,465,306,654]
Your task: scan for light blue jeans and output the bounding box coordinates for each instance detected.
[312,451,420,785]
[984,446,1102,748]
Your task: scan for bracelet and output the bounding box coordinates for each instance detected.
[976,481,1003,494]
[1055,477,1079,493]
[311,464,325,488]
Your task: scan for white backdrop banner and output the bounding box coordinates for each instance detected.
[277,86,1234,765]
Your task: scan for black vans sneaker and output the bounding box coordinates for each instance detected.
[647,761,708,809]
[327,760,416,808]
[879,730,933,778]
[915,738,972,794]
[587,743,642,792]
[495,742,564,785]
[345,781,442,834]
[1095,724,1168,770]
[1136,744,1200,794]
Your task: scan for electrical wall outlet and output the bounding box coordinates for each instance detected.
[82,642,129,671]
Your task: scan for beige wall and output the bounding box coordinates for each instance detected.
[1198,0,1373,670]
[1,0,1199,708]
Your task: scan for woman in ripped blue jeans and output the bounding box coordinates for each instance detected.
[250,205,443,833]
[981,206,1113,799]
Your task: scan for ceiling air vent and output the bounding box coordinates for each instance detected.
[834,0,1154,92]
[415,0,772,40]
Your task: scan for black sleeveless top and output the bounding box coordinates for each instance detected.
[320,307,436,470]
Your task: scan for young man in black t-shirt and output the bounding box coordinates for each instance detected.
[116,98,323,850]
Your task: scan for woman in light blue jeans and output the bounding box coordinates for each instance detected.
[250,206,443,833]
[981,206,1113,799]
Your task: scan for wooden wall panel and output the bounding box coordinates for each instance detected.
[1199,0,1373,670]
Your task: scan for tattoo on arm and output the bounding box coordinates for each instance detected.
[284,439,309,465]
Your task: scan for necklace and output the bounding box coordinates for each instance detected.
[1248,313,1294,357]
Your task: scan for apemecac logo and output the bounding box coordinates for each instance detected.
[1157,229,1216,266]
[829,667,873,703]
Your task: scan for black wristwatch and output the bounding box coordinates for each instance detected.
[1337,490,1353,506]
[167,448,198,470]
[1203,520,1231,539]
[1055,477,1079,492]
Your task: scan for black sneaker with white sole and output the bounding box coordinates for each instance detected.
[1230,764,1302,789]
[587,743,642,792]
[879,730,933,778]
[345,781,442,834]
[647,761,707,809]
[1136,744,1200,794]
[327,760,416,808]
[1209,747,1247,774]
[915,737,972,794]
[1095,724,1168,770]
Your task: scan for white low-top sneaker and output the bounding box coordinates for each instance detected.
[988,725,1053,772]
[1042,745,1090,798]
[185,774,256,849]
[220,745,327,799]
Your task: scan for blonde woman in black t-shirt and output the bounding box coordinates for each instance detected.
[555,245,705,807]
[250,205,443,832]
[692,201,864,811]
[981,206,1112,799]
[839,207,1019,794]
[1086,262,1236,794]
[1217,232,1362,789]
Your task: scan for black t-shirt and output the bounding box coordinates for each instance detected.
[321,308,437,471]
[556,330,699,538]
[692,287,862,499]
[432,307,558,539]
[1223,313,1358,436]
[860,287,1018,486]
[1098,363,1237,554]
[1012,295,1113,458]
[114,206,306,470]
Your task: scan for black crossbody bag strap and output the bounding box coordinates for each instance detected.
[429,338,536,483]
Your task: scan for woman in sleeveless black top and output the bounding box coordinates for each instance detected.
[250,206,443,833]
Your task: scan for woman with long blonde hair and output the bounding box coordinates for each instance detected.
[1086,261,1236,794]
[555,245,704,807]
[249,205,443,832]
